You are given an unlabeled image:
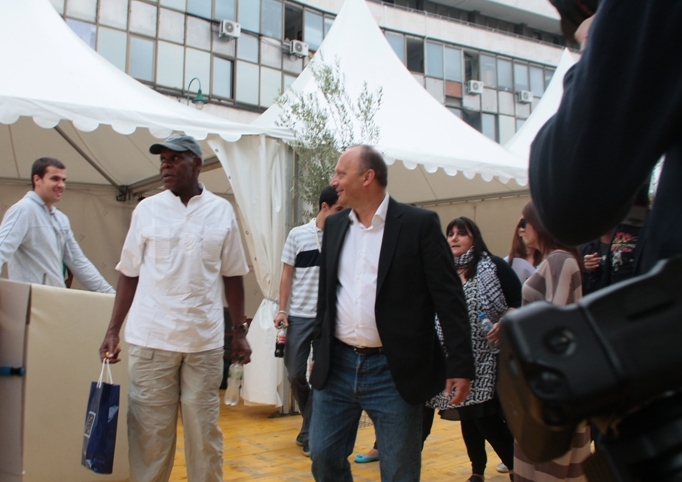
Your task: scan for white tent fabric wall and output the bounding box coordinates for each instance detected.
[255,0,530,205]
[505,49,577,160]
[210,136,288,406]
[0,0,295,407]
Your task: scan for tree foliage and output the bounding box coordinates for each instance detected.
[276,55,383,220]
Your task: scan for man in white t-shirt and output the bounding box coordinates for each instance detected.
[99,135,251,482]
[274,186,344,456]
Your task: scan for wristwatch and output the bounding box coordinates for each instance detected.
[233,321,249,335]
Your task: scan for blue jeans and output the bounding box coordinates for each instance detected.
[310,341,423,482]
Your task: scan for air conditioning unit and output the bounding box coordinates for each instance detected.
[290,40,309,57]
[466,80,484,95]
[219,19,240,38]
[517,90,534,103]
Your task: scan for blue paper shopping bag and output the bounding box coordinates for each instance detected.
[81,359,120,474]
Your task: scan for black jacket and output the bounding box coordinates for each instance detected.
[310,198,475,404]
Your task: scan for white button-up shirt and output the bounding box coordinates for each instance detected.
[335,193,390,348]
[118,186,249,352]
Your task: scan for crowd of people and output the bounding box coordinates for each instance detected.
[0,139,659,482]
[2,0,679,479]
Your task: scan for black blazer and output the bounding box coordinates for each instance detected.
[310,197,475,404]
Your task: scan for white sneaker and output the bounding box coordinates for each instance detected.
[496,463,509,473]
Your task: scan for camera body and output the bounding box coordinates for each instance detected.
[497,257,682,470]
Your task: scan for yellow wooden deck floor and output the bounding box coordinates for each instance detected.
[169,395,513,481]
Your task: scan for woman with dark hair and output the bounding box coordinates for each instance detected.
[506,218,542,284]
[426,216,519,482]
[514,201,589,482]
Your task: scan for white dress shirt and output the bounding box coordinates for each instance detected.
[118,186,249,353]
[335,193,390,348]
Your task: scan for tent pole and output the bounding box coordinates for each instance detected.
[53,126,128,200]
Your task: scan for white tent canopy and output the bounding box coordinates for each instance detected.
[0,0,291,198]
[505,49,577,160]
[0,0,295,407]
[255,0,530,204]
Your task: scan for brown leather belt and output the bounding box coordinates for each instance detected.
[336,338,384,356]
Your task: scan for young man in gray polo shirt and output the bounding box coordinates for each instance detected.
[0,157,114,293]
[274,186,344,456]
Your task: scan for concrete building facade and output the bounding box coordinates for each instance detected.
[51,0,573,145]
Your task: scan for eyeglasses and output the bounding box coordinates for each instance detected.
[518,219,527,229]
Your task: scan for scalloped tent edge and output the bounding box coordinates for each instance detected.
[0,0,293,198]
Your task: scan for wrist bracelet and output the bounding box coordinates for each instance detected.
[277,310,288,316]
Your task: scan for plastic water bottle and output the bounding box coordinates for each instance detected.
[224,361,243,406]
[479,313,499,354]
[274,323,286,358]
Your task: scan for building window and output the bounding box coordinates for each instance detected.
[513,62,529,92]
[386,32,405,65]
[160,0,186,12]
[130,1,158,37]
[157,41,185,88]
[498,115,516,144]
[66,18,96,48]
[425,41,443,78]
[187,0,212,19]
[284,4,302,41]
[99,0,128,29]
[261,0,282,39]
[461,109,482,132]
[185,47,211,92]
[480,54,496,88]
[544,68,555,88]
[97,27,127,71]
[215,0,237,21]
[238,0,259,33]
[464,51,478,82]
[406,36,424,73]
[66,0,96,22]
[529,65,545,97]
[235,60,259,105]
[237,33,259,62]
[481,113,497,141]
[129,36,155,82]
[260,66,282,107]
[444,46,462,82]
[496,58,513,91]
[212,56,234,98]
[304,10,323,51]
[324,16,334,36]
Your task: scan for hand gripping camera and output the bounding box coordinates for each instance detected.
[497,256,682,482]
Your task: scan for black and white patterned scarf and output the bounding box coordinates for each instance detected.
[427,247,508,410]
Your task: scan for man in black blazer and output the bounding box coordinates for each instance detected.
[309,145,475,481]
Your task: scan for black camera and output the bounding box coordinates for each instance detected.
[549,0,598,38]
[497,256,682,481]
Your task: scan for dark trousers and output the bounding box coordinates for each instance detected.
[461,412,514,475]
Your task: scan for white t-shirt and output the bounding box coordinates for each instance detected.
[118,187,249,352]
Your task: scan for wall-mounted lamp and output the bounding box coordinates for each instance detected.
[186,77,207,110]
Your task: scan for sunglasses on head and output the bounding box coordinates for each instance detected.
[518,219,527,229]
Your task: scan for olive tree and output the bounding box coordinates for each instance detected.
[276,55,383,221]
